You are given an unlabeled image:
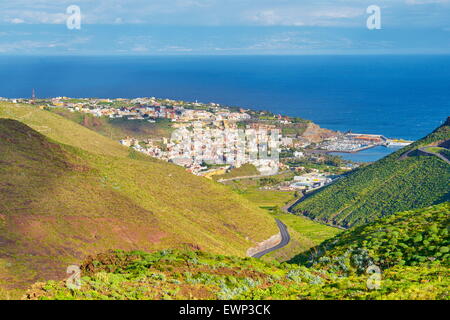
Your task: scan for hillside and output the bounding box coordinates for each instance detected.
[292,118,450,228]
[301,122,337,143]
[51,108,174,140]
[24,247,449,300]
[24,203,449,300]
[222,178,342,262]
[0,102,278,297]
[290,202,449,269]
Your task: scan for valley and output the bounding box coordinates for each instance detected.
[0,101,448,300]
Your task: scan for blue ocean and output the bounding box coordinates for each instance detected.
[1,55,449,160]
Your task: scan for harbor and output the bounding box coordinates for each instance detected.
[330,145,403,162]
[311,133,414,162]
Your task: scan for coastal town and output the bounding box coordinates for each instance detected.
[2,95,413,193]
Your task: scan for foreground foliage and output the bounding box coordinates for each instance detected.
[25,249,448,300]
[291,203,449,272]
[27,203,449,300]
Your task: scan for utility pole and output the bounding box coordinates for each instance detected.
[31,88,36,104]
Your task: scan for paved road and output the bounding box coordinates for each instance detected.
[418,147,450,165]
[282,197,303,214]
[218,171,289,183]
[281,194,347,230]
[399,146,450,165]
[251,219,290,258]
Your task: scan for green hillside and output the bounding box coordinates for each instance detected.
[0,103,128,157]
[291,202,450,269]
[223,180,341,262]
[25,203,449,300]
[292,118,450,228]
[51,108,174,140]
[0,102,278,298]
[24,247,449,300]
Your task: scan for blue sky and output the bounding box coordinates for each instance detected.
[0,0,449,55]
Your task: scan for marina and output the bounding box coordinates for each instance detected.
[330,145,403,162]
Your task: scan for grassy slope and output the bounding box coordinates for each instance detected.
[292,119,450,228]
[25,248,449,300]
[224,180,340,262]
[25,204,449,300]
[267,213,341,262]
[291,202,450,269]
[0,102,278,297]
[51,108,174,140]
[212,164,259,181]
[0,103,128,158]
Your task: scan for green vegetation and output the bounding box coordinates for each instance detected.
[213,164,259,181]
[292,119,450,227]
[265,212,341,262]
[51,108,174,140]
[0,102,278,297]
[0,103,128,158]
[3,102,449,300]
[225,180,341,262]
[26,203,448,300]
[292,203,449,270]
[234,187,340,247]
[223,170,295,189]
[281,123,308,137]
[422,145,450,161]
[62,98,86,104]
[424,146,446,154]
[440,148,450,160]
[237,188,295,208]
[276,213,341,247]
[25,247,449,300]
[283,156,348,175]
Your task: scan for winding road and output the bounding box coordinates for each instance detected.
[418,147,450,165]
[251,219,290,258]
[251,144,449,259]
[399,146,450,165]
